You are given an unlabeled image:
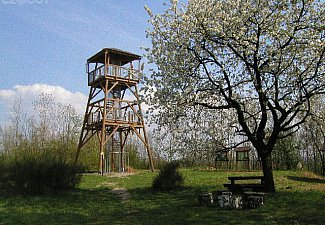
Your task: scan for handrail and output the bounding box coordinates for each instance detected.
[89,98,137,106]
[88,64,140,85]
[87,108,141,125]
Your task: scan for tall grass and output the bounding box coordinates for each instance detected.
[0,148,83,195]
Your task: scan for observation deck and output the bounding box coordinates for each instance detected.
[88,64,140,87]
[87,48,142,88]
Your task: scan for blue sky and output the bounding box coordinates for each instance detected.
[0,0,171,125]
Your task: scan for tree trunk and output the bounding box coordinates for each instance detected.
[313,149,317,174]
[260,153,276,193]
[320,153,325,176]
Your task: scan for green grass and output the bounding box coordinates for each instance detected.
[0,170,324,225]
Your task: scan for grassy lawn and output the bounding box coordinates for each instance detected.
[0,170,324,225]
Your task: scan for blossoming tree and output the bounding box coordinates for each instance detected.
[144,0,324,192]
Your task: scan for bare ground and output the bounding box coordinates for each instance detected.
[96,181,131,203]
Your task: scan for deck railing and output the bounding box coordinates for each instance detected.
[87,110,140,125]
[88,64,140,85]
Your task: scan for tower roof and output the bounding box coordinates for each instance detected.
[87,48,141,65]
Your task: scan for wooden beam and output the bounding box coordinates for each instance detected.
[135,85,155,171]
[99,79,109,175]
[128,103,143,122]
[125,83,140,101]
[103,125,120,145]
[75,86,96,165]
[130,126,148,147]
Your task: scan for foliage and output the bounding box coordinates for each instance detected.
[126,143,148,169]
[3,94,81,152]
[0,149,83,195]
[149,107,232,166]
[152,161,184,191]
[0,154,12,190]
[298,95,325,175]
[0,93,101,172]
[144,0,325,192]
[273,135,300,170]
[78,137,101,172]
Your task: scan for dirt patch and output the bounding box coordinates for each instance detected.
[105,172,135,178]
[302,171,324,179]
[111,187,131,203]
[96,182,116,188]
[97,181,131,203]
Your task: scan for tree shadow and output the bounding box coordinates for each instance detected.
[1,183,324,225]
[0,187,127,224]
[287,176,325,184]
[125,186,325,225]
[125,186,220,224]
[128,186,204,204]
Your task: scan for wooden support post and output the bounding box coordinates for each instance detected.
[135,85,154,171]
[111,135,114,172]
[119,130,124,172]
[99,79,109,175]
[75,87,96,165]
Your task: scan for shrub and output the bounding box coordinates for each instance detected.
[0,154,13,190]
[0,150,83,195]
[152,161,184,191]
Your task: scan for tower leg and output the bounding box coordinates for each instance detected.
[119,130,124,172]
[142,127,155,172]
[134,85,155,171]
[100,79,109,175]
[130,126,155,172]
[100,151,104,175]
[75,87,96,166]
[111,136,115,172]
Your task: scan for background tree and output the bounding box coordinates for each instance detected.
[299,95,325,175]
[272,134,299,170]
[144,0,324,192]
[148,105,239,167]
[0,94,82,162]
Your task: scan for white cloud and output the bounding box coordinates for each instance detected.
[0,83,87,116]
[0,89,17,100]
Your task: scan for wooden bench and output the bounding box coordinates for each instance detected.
[224,176,265,192]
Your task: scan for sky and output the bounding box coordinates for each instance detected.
[0,0,171,126]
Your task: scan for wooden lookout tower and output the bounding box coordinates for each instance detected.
[75,48,154,174]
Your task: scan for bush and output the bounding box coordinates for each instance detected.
[0,154,13,190]
[0,150,83,195]
[152,161,184,191]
